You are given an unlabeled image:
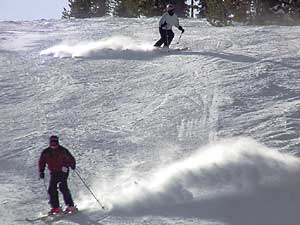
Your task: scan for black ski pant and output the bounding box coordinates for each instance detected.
[154,28,175,48]
[48,171,74,208]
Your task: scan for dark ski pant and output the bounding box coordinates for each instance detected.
[154,28,175,48]
[48,171,74,208]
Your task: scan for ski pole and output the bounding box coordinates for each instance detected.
[74,169,105,210]
[177,32,183,44]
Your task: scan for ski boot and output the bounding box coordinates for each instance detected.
[64,206,78,214]
[48,207,62,215]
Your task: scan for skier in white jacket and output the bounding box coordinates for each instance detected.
[154,4,185,48]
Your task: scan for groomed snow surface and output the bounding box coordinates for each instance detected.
[1,17,300,225]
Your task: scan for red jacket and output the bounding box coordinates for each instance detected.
[39,145,76,173]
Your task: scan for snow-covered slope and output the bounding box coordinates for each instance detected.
[1,17,300,225]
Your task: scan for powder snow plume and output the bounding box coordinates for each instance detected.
[85,137,300,225]
[40,36,155,58]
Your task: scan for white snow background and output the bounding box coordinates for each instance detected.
[1,17,300,225]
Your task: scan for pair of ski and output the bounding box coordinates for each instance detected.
[25,209,79,223]
[155,46,190,52]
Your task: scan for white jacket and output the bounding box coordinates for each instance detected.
[159,12,180,30]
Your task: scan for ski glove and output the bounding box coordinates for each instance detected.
[71,164,75,170]
[39,172,45,179]
[160,21,167,28]
[179,26,184,33]
[62,166,68,173]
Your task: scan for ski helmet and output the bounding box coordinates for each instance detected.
[166,4,175,12]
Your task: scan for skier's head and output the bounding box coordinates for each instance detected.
[166,4,175,15]
[49,135,59,149]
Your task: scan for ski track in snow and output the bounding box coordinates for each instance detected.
[1,17,300,225]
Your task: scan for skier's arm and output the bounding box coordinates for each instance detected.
[38,152,47,173]
[159,14,168,28]
[175,16,184,33]
[38,151,47,179]
[63,147,76,170]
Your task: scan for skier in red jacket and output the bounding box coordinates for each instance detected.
[39,135,77,215]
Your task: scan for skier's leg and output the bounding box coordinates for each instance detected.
[163,30,170,47]
[154,38,164,47]
[165,30,174,47]
[59,173,74,207]
[154,28,167,47]
[48,174,59,208]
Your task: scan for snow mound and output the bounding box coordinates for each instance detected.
[40,36,155,58]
